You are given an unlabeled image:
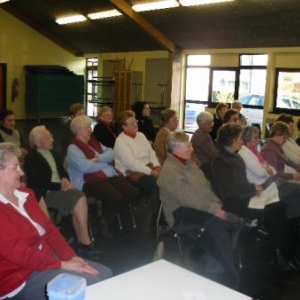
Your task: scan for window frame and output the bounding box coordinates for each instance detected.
[273,68,300,116]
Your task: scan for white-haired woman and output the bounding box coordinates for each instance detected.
[23,125,100,259]
[191,111,217,165]
[67,115,138,232]
[0,142,112,300]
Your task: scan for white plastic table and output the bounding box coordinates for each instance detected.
[86,259,252,300]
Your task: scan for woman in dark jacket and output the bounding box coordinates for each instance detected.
[93,106,118,148]
[132,101,156,143]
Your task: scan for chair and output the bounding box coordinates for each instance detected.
[155,202,204,266]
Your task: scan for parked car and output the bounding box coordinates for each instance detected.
[239,94,264,106]
[277,96,300,109]
[240,94,300,126]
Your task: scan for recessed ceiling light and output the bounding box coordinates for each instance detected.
[132,0,179,12]
[88,9,122,20]
[56,15,87,25]
[179,0,234,6]
[0,0,10,3]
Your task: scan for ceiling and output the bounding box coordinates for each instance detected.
[2,0,300,56]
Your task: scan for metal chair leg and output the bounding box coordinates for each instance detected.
[116,214,123,231]
[156,202,163,241]
[129,203,137,229]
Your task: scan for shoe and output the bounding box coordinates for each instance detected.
[76,242,101,259]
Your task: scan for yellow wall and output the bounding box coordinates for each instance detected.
[0,8,85,119]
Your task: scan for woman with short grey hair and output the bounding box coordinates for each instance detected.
[196,111,214,127]
[191,111,217,165]
[67,115,138,234]
[24,125,101,258]
[0,142,112,300]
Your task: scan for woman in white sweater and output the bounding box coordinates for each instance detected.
[239,125,300,219]
[114,110,161,215]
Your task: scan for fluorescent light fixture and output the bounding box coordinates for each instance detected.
[56,15,87,25]
[179,0,234,6]
[88,9,122,20]
[132,0,179,12]
[0,0,10,3]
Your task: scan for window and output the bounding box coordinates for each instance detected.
[86,57,98,117]
[238,54,268,108]
[211,69,236,103]
[183,54,268,131]
[274,69,300,114]
[184,55,210,131]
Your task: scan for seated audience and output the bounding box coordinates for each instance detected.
[132,101,157,143]
[231,101,247,126]
[239,125,300,219]
[210,102,228,142]
[61,102,85,159]
[0,142,112,300]
[261,121,300,182]
[67,115,138,232]
[154,108,178,165]
[211,123,300,271]
[223,109,240,124]
[0,109,28,156]
[157,131,240,286]
[275,114,300,165]
[191,111,217,165]
[23,126,100,258]
[93,106,118,148]
[114,110,161,216]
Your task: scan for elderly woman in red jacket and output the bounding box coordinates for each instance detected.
[0,143,112,300]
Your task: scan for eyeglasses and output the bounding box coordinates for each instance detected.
[1,164,22,171]
[126,120,138,126]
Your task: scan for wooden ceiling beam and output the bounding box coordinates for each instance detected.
[109,0,177,53]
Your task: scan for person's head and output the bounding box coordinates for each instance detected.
[117,110,138,135]
[223,109,239,124]
[0,110,15,131]
[69,103,85,119]
[132,101,150,119]
[196,111,214,133]
[97,106,113,124]
[0,142,24,190]
[29,126,54,150]
[242,125,260,147]
[70,115,93,143]
[231,101,243,112]
[215,103,228,120]
[167,131,193,160]
[217,123,243,152]
[269,121,289,146]
[161,108,178,131]
[275,114,294,137]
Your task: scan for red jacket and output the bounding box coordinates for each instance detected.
[0,187,76,297]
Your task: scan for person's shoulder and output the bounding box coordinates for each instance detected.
[24,149,39,159]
